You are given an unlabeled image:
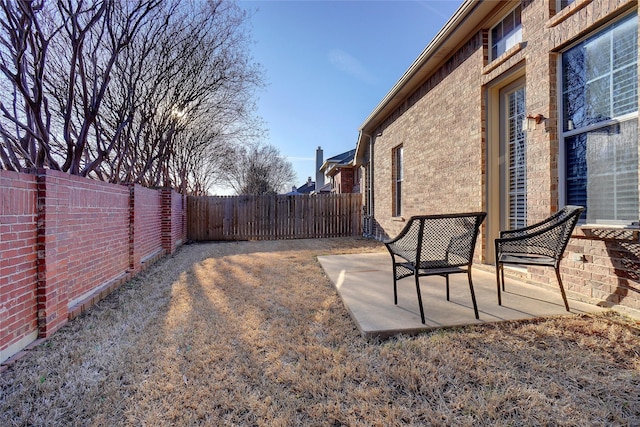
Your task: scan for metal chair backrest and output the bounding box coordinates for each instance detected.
[499,205,584,262]
[420,213,485,268]
[388,212,486,268]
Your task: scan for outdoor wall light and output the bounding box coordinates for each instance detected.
[523,113,546,132]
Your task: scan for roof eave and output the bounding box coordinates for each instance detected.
[355,0,495,165]
[319,159,338,172]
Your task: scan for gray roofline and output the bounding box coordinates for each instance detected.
[320,149,356,172]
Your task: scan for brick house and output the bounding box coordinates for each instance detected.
[355,0,640,313]
[319,149,360,194]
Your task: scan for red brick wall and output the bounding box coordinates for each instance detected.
[160,190,186,255]
[170,191,186,250]
[131,185,163,271]
[1,170,186,364]
[0,171,38,363]
[37,170,131,322]
[334,168,355,194]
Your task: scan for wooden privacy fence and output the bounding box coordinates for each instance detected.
[187,193,362,241]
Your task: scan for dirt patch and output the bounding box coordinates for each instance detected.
[1,238,639,426]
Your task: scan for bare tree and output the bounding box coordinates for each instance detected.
[0,0,161,173]
[222,142,297,195]
[0,0,265,194]
[108,0,263,189]
[169,120,229,195]
[0,0,58,171]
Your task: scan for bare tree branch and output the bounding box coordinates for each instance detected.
[0,0,265,195]
[221,142,297,195]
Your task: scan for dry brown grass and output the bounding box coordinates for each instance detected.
[1,238,639,426]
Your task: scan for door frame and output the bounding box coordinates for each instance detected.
[485,69,525,264]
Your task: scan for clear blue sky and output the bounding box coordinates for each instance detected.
[238,0,463,187]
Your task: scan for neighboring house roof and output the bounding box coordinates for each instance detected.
[320,149,356,176]
[298,177,316,194]
[355,0,497,164]
[283,176,316,195]
[324,149,355,166]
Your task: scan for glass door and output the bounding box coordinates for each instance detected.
[500,82,527,230]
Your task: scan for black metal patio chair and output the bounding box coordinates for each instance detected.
[384,212,487,324]
[494,205,584,311]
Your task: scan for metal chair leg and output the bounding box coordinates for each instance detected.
[393,265,398,305]
[468,269,479,319]
[445,274,450,301]
[496,263,502,305]
[555,268,570,311]
[414,273,425,324]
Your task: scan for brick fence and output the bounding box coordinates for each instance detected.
[0,169,186,364]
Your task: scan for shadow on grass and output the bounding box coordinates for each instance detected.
[118,237,382,425]
[2,238,639,426]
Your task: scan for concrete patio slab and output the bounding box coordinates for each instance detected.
[318,252,606,339]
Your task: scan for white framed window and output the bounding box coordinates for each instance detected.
[490,5,522,61]
[560,13,638,225]
[393,145,403,216]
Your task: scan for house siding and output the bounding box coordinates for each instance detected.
[363,0,640,313]
[372,31,486,239]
